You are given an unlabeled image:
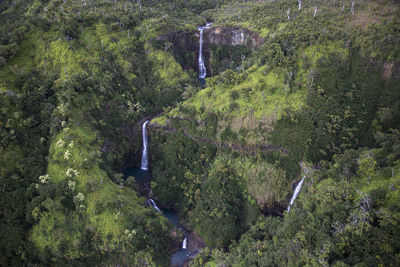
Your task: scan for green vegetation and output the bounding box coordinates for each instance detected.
[0,0,206,264]
[150,0,400,265]
[1,0,400,266]
[190,158,244,248]
[193,135,400,266]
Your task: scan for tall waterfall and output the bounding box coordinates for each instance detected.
[141,120,149,170]
[198,23,212,79]
[182,237,187,249]
[287,173,307,212]
[148,199,161,212]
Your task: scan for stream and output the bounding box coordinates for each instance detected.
[124,24,213,266]
[123,120,196,267]
[124,118,307,265]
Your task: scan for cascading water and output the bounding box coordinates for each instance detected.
[141,120,149,170]
[198,28,206,79]
[198,23,212,79]
[182,237,187,249]
[148,198,161,212]
[287,171,308,212]
[127,119,199,266]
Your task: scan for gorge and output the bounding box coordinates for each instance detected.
[138,120,198,266]
[155,24,263,78]
[1,0,400,266]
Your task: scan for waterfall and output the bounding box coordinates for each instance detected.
[198,27,206,78]
[351,1,355,15]
[182,237,187,249]
[287,173,307,212]
[141,120,149,170]
[148,199,161,212]
[198,23,212,79]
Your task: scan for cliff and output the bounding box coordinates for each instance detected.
[154,26,263,75]
[203,26,263,48]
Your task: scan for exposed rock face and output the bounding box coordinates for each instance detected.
[182,231,207,267]
[154,26,263,75]
[170,228,185,254]
[201,26,263,75]
[203,26,263,48]
[154,30,199,71]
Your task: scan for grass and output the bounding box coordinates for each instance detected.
[151,114,168,126]
[149,50,190,86]
[228,155,292,211]
[160,63,306,146]
[6,0,399,261]
[31,211,79,259]
[33,113,164,256]
[185,65,292,118]
[47,33,95,80]
[0,19,177,258]
[156,36,351,148]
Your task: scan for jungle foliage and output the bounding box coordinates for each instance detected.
[1,0,400,266]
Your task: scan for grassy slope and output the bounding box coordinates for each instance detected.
[153,0,398,137]
[32,118,172,260]
[182,1,400,265]
[0,0,191,263]
[151,0,399,222]
[1,0,215,261]
[1,0,399,263]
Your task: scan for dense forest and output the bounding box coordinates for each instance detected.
[1,0,399,266]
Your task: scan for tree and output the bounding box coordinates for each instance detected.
[190,160,243,248]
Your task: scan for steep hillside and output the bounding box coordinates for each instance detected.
[0,0,400,266]
[149,0,400,265]
[0,0,201,265]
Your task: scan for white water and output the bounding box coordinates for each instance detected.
[351,1,354,15]
[287,172,307,212]
[198,23,212,78]
[141,120,149,170]
[148,199,161,212]
[182,237,187,249]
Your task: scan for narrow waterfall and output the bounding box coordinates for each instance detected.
[198,23,212,79]
[182,237,187,249]
[132,119,195,265]
[148,199,161,212]
[287,173,306,212]
[141,120,149,170]
[198,27,206,78]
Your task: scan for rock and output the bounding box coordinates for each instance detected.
[187,231,207,253]
[153,26,263,75]
[204,26,263,48]
[171,228,185,240]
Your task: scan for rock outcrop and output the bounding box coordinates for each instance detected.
[203,26,263,48]
[154,26,263,76]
